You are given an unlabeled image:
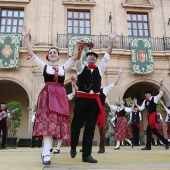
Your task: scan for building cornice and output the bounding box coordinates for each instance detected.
[62,0,96,6]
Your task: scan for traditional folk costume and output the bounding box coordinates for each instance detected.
[30,54,74,159]
[152,112,164,145]
[0,107,9,149]
[129,111,142,146]
[71,52,110,161]
[139,91,169,150]
[110,105,133,149]
[164,108,170,142]
[97,83,116,153]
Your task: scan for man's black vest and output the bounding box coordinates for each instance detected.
[132,111,140,123]
[78,66,101,93]
[145,97,157,114]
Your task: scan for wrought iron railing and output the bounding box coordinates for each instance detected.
[56,33,170,51]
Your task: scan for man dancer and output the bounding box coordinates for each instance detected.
[70,32,116,163]
[128,105,142,146]
[135,81,169,150]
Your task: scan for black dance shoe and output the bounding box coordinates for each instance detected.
[53,149,60,154]
[114,147,120,150]
[97,148,105,153]
[42,155,51,165]
[82,155,98,163]
[79,148,83,152]
[165,143,169,150]
[141,147,151,150]
[70,148,77,158]
[50,148,53,152]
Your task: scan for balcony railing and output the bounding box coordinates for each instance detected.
[56,34,170,51]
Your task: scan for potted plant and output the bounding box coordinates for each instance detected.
[6,101,22,147]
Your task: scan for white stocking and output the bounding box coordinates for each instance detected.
[55,139,63,150]
[125,138,132,146]
[115,140,120,148]
[154,139,157,145]
[159,140,163,145]
[42,135,52,161]
[50,138,53,149]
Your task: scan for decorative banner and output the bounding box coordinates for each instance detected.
[68,35,92,66]
[130,37,154,74]
[0,34,20,68]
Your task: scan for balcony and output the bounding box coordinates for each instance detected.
[56,34,170,51]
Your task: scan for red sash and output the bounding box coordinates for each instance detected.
[147,112,157,129]
[46,82,70,115]
[76,92,105,129]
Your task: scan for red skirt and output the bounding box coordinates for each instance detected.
[114,117,133,141]
[152,121,164,139]
[33,82,70,139]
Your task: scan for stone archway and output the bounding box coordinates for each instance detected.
[0,79,30,139]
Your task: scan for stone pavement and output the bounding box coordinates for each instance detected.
[0,146,170,170]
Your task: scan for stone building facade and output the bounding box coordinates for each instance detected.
[0,0,170,145]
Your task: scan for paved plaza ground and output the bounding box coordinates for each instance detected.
[0,146,170,170]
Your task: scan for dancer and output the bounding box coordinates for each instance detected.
[80,67,124,153]
[128,105,142,146]
[161,101,170,143]
[70,32,117,163]
[21,24,77,165]
[53,76,77,154]
[152,112,166,146]
[0,102,9,149]
[97,68,124,153]
[110,99,133,150]
[135,80,169,150]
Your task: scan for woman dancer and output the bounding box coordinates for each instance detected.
[21,24,77,165]
[110,99,133,150]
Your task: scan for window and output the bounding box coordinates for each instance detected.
[127,13,149,37]
[67,10,90,35]
[0,9,24,33]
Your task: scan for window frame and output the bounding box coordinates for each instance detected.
[127,12,150,37]
[0,8,24,34]
[67,10,91,35]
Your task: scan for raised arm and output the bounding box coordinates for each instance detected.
[161,101,170,115]
[20,23,34,57]
[67,76,77,101]
[154,80,163,103]
[103,67,124,96]
[106,32,117,55]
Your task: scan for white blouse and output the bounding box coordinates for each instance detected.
[31,54,75,76]
[110,105,132,113]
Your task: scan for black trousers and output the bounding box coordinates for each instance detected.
[98,128,105,151]
[71,97,100,157]
[146,124,169,149]
[0,121,7,147]
[131,124,139,145]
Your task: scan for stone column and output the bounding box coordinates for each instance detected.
[35,0,53,46]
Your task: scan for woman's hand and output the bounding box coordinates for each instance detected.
[20,23,31,37]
